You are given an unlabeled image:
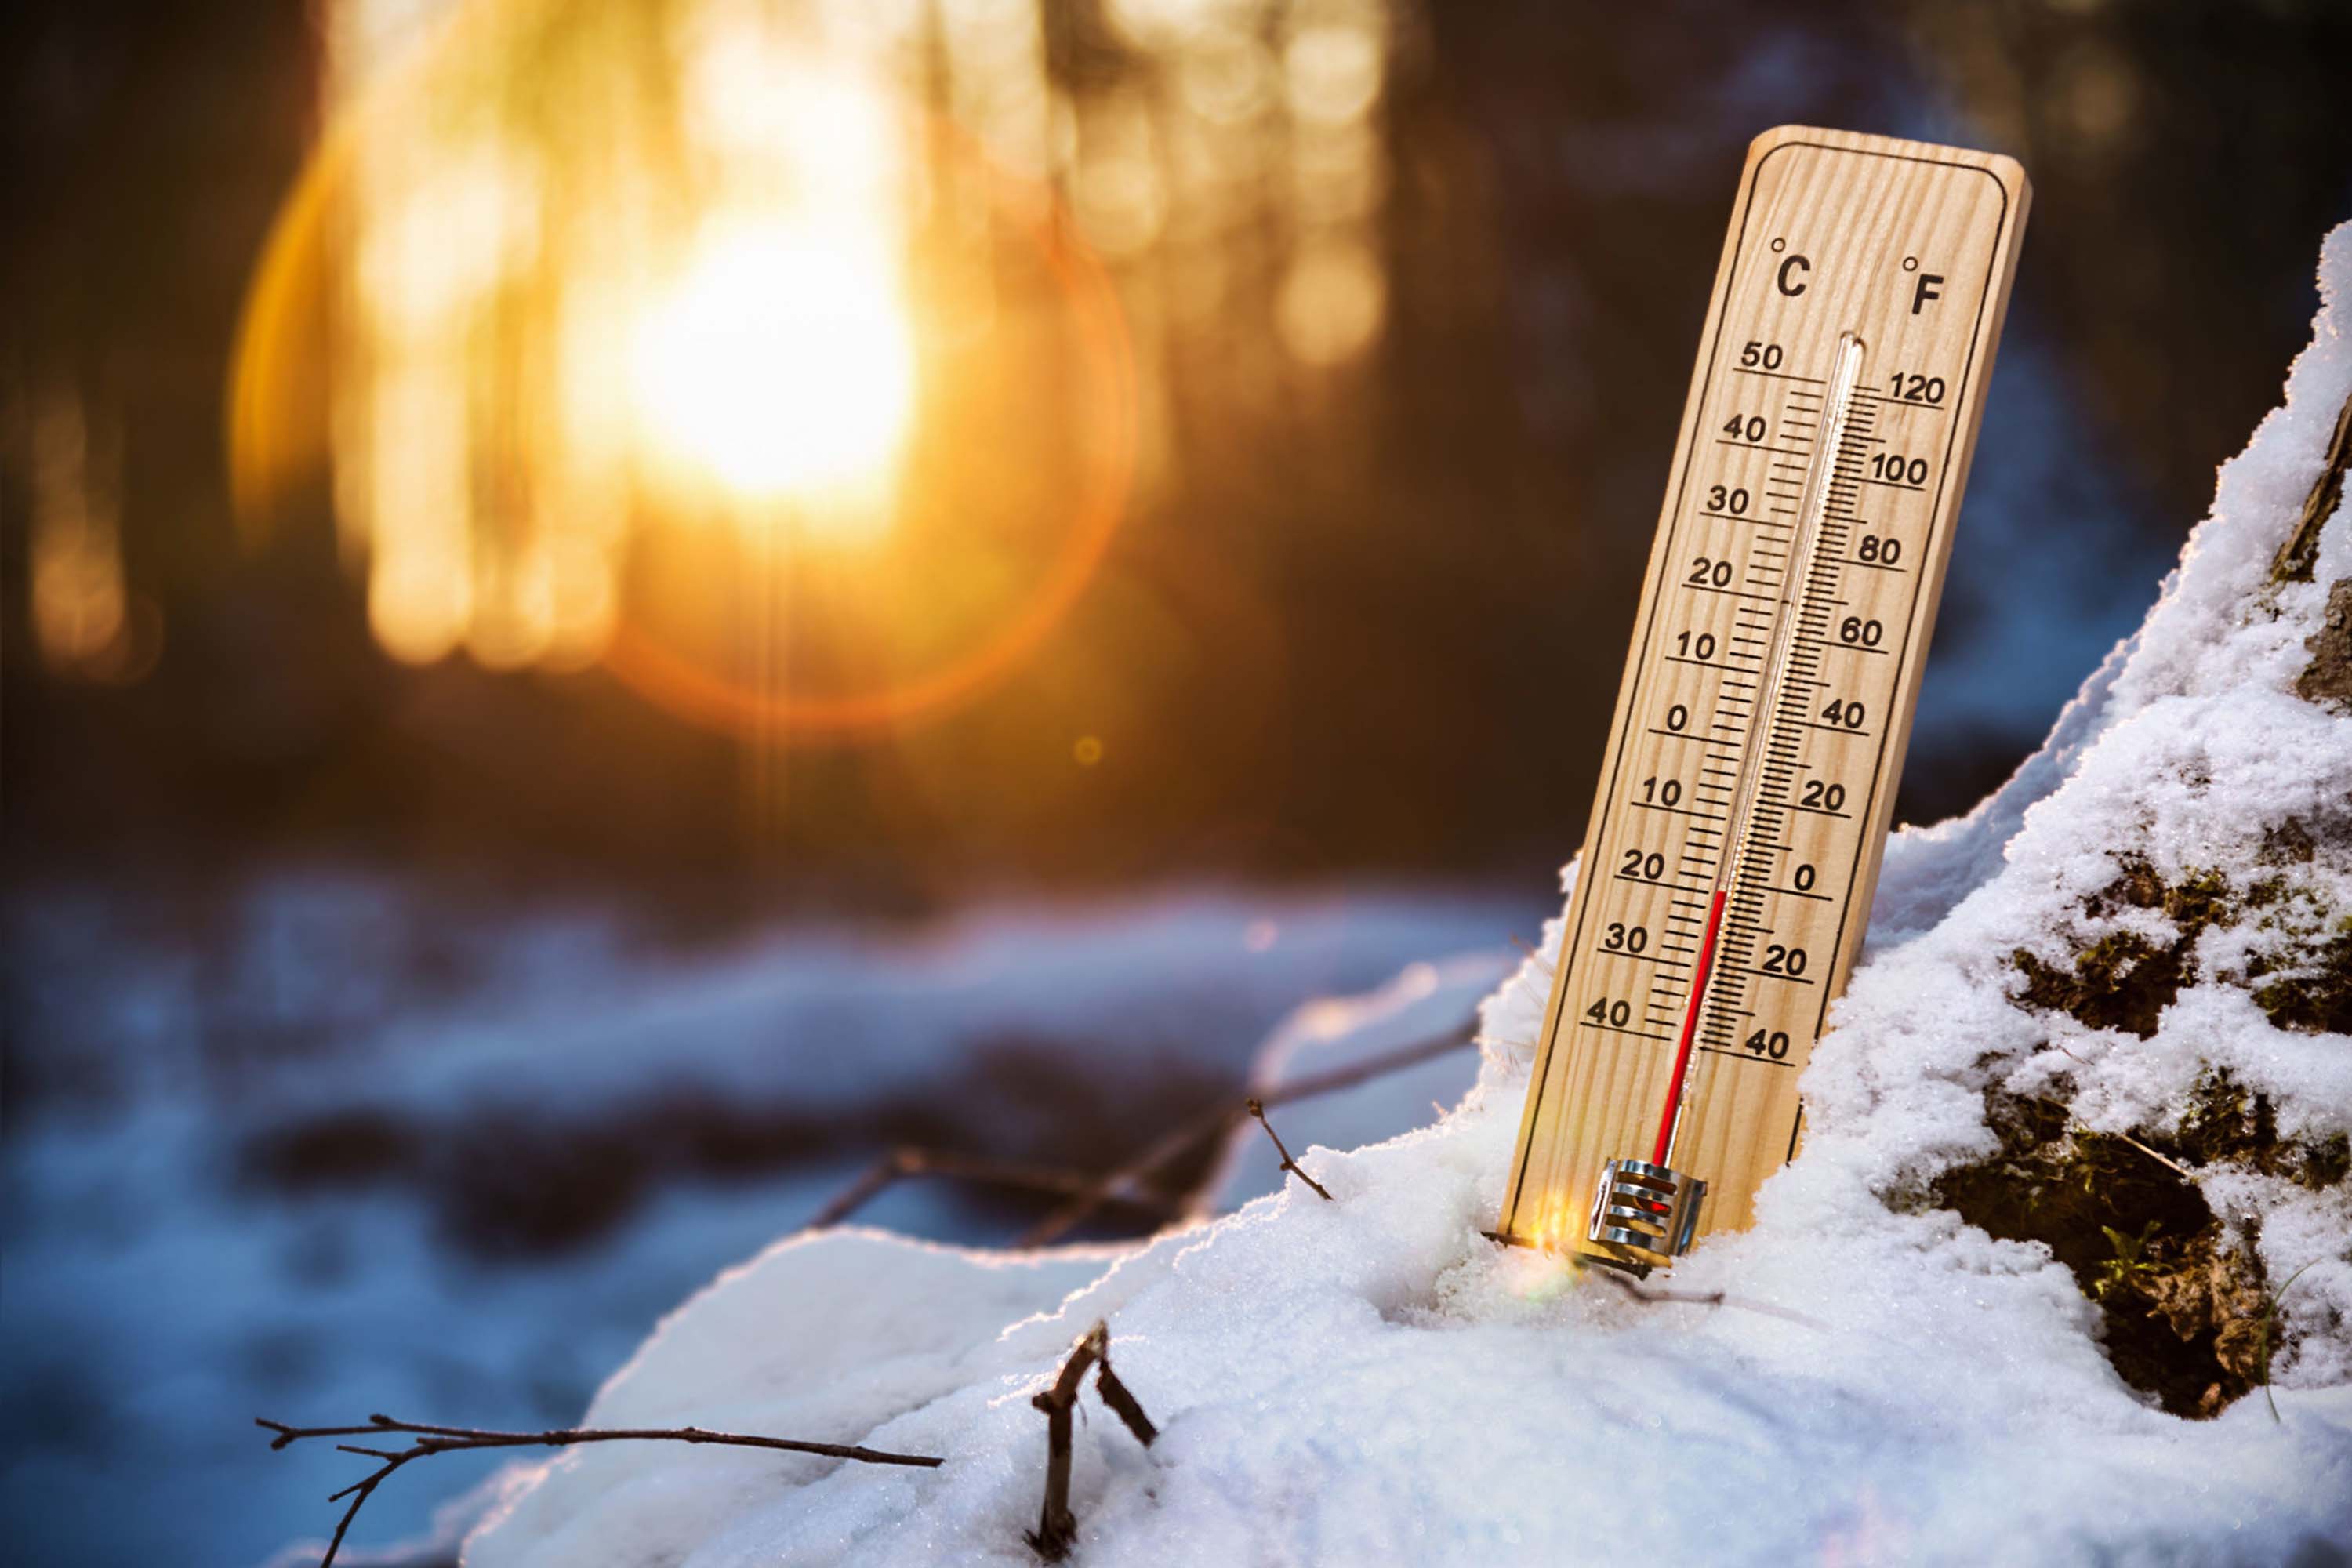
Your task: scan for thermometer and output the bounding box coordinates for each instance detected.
[1498,127,2030,1270]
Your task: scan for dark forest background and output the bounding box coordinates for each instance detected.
[6,0,2349,925]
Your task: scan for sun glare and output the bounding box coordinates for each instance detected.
[232,2,1139,731]
[629,222,917,515]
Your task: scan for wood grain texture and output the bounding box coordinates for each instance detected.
[1500,127,2030,1266]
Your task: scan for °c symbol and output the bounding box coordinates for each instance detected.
[1777,253,1810,296]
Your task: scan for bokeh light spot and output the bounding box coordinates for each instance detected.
[1276,240,1388,366]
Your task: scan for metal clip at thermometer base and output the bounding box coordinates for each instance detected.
[1497,128,2031,1272]
[1588,1160,1706,1264]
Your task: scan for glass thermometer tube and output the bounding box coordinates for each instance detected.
[1653,331,1866,1171]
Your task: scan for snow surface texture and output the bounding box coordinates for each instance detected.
[4,886,1528,1568]
[466,229,2352,1566]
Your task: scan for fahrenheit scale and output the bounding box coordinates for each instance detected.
[1498,127,2030,1270]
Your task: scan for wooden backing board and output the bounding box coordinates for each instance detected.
[1499,126,2031,1265]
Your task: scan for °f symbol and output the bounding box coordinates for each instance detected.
[1905,256,1944,314]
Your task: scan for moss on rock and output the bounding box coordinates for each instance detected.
[2249,917,2352,1035]
[2007,859,2231,1038]
[2012,856,2350,1039]
[1948,854,2350,1416]
[1933,1087,2268,1417]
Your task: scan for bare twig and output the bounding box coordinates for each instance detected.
[2027,1094,2204,1184]
[1025,1321,1156,1562]
[1246,1098,1333,1201]
[1475,1240,1826,1328]
[1018,1020,1475,1246]
[1508,934,1556,972]
[803,1156,905,1230]
[258,1415,941,1567]
[805,1146,1186,1231]
[1092,1355,1159,1449]
[1577,1258,1823,1327]
[1584,1262,1725,1308]
[2109,1127,2200,1184]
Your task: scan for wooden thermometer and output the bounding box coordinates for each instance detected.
[1498,127,2030,1270]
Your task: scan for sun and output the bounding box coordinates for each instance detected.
[629,220,917,514]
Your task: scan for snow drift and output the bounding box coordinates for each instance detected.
[460,226,2352,1566]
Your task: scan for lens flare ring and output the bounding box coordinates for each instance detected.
[229,0,1139,742]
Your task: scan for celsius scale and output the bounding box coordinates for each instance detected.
[1498,127,2030,1271]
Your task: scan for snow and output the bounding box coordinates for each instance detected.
[1,885,1530,1568]
[464,223,2352,1566]
[1203,953,1508,1208]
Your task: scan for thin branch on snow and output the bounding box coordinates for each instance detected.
[1018,1020,1476,1245]
[1025,1321,1157,1563]
[1582,1263,1726,1308]
[1091,1356,1159,1449]
[257,1415,941,1568]
[804,1146,1188,1231]
[1508,935,1557,975]
[1247,1098,1334,1201]
[1577,1258,1826,1327]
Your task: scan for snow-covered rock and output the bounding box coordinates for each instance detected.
[463,225,2352,1566]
